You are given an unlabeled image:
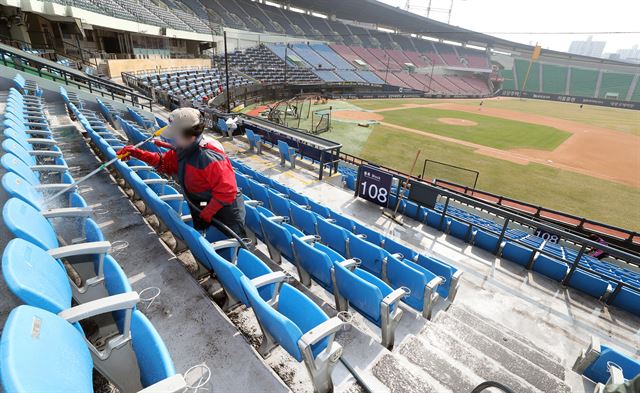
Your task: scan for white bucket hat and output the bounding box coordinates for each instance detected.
[163,107,203,140]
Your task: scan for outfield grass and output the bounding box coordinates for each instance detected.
[329,122,640,231]
[352,98,640,136]
[379,107,571,150]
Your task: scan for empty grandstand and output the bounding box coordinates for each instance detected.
[1,0,639,392]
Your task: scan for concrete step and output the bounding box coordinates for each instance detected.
[397,334,487,392]
[445,305,566,379]
[417,328,544,393]
[449,305,562,363]
[371,353,447,393]
[427,314,571,393]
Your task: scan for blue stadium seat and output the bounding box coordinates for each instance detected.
[574,337,640,385]
[277,140,298,169]
[241,275,343,393]
[290,203,318,236]
[415,254,462,300]
[1,172,87,212]
[353,221,384,247]
[260,213,311,263]
[317,217,350,257]
[609,286,640,316]
[501,241,535,267]
[2,198,112,300]
[472,228,501,253]
[333,259,405,349]
[245,128,263,154]
[531,254,569,282]
[383,237,418,262]
[268,189,292,218]
[308,198,332,219]
[0,305,185,393]
[291,236,336,290]
[568,269,612,299]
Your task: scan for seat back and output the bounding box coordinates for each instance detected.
[317,218,349,257]
[268,189,291,218]
[353,222,384,246]
[2,239,72,313]
[290,203,317,236]
[333,262,385,323]
[2,139,37,167]
[307,199,331,219]
[247,179,270,206]
[386,257,427,311]
[261,217,295,261]
[0,305,94,393]
[383,237,418,261]
[1,153,41,186]
[583,345,640,383]
[292,237,333,289]
[1,172,43,210]
[130,310,176,387]
[245,204,265,240]
[347,234,384,276]
[3,198,59,250]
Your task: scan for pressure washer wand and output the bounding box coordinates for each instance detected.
[44,126,167,203]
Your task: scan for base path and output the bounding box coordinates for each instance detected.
[373,103,640,187]
[332,109,385,122]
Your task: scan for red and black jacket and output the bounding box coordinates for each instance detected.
[135,136,238,223]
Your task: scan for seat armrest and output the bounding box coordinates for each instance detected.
[159,194,184,202]
[426,276,444,291]
[299,317,343,347]
[31,164,68,173]
[47,241,111,259]
[268,216,287,224]
[27,137,57,145]
[129,165,155,171]
[382,288,407,307]
[58,292,139,323]
[251,271,286,288]
[338,258,360,270]
[210,238,240,251]
[144,178,169,185]
[298,235,316,244]
[244,199,261,207]
[41,207,93,219]
[138,374,187,393]
[29,150,62,157]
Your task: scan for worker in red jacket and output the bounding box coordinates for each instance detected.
[117,108,246,237]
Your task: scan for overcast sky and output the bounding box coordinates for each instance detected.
[377,0,640,54]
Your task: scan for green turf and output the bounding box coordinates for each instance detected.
[328,121,640,231]
[352,98,640,136]
[378,107,571,150]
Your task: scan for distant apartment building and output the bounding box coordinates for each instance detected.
[568,36,606,58]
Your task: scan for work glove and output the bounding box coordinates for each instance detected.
[116,145,143,161]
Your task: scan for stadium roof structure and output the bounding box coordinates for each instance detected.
[281,0,639,67]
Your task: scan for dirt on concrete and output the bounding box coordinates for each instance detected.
[365,103,640,187]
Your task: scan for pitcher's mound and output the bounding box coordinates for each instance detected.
[438,117,478,126]
[333,110,384,122]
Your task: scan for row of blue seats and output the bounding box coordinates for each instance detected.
[0,78,186,393]
[339,169,640,316]
[78,97,346,393]
[232,161,464,333]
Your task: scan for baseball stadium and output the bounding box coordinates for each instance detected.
[0,0,638,392]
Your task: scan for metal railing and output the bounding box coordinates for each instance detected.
[0,46,154,112]
[339,151,639,251]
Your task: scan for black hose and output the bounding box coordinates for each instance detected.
[183,197,248,249]
[471,381,516,393]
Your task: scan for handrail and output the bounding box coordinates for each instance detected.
[471,381,516,393]
[1,46,153,111]
[0,33,98,70]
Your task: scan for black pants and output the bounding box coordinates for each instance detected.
[193,195,247,238]
[214,195,247,238]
